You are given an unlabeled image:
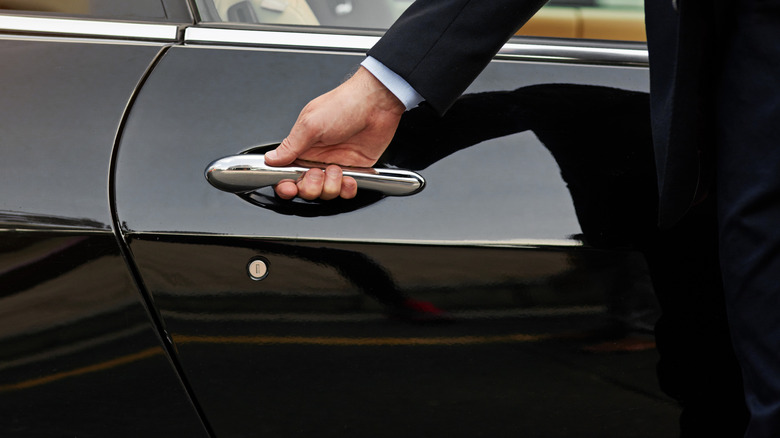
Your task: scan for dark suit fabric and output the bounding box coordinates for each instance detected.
[372,0,780,436]
[645,0,728,227]
[368,0,547,114]
[714,2,780,436]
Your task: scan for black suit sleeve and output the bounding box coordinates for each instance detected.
[367,0,548,114]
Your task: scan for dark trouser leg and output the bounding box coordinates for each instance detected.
[645,197,748,437]
[716,2,780,436]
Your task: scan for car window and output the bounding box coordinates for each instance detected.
[0,0,192,23]
[193,0,645,42]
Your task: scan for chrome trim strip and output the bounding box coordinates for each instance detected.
[499,42,648,65]
[126,231,583,248]
[0,15,178,41]
[185,27,648,66]
[185,27,379,50]
[0,33,169,46]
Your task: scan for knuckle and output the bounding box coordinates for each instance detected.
[298,172,324,200]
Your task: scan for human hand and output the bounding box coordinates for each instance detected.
[265,66,405,200]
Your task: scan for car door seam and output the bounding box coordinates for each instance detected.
[107,43,217,438]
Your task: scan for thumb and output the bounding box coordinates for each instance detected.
[266,112,321,166]
[264,137,302,166]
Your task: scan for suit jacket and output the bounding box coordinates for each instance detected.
[368,0,728,227]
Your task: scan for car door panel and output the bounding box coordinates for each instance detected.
[0,36,209,437]
[116,41,675,436]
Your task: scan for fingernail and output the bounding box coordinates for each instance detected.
[265,150,278,161]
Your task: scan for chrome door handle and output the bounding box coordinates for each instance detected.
[205,154,425,196]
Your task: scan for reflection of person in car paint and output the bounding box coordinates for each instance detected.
[387,83,741,425]
[260,241,451,323]
[388,83,663,335]
[264,1,780,436]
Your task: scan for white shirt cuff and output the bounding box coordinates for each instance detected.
[361,56,424,111]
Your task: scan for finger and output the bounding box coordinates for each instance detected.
[275,179,298,199]
[320,165,343,201]
[297,168,324,200]
[340,176,358,199]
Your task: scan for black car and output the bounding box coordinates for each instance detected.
[1,1,676,436]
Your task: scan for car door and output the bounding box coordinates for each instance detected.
[114,1,676,436]
[0,3,211,437]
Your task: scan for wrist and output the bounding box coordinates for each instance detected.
[354,66,406,115]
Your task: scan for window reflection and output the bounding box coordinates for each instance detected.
[0,0,90,15]
[196,0,645,42]
[520,0,645,41]
[0,0,188,22]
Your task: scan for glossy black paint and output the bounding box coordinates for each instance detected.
[0,38,162,230]
[0,36,207,436]
[0,233,208,437]
[115,45,648,240]
[113,41,675,436]
[127,233,674,437]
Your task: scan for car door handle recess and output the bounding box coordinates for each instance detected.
[205,154,425,196]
